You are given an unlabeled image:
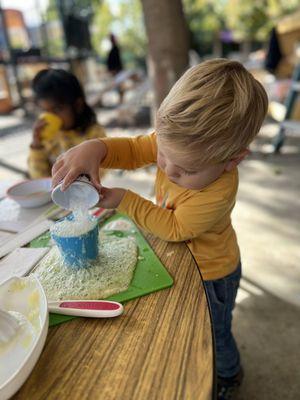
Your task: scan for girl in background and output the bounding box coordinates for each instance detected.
[28,68,106,178]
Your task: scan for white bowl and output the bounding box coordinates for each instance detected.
[0,276,48,400]
[7,178,52,208]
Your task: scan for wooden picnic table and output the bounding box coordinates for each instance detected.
[12,232,215,400]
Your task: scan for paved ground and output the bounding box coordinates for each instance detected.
[233,125,300,399]
[0,111,299,399]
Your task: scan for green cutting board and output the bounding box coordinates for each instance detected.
[30,213,173,326]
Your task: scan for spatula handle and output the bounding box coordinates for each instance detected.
[48,300,123,318]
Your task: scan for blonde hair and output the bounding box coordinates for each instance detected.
[156,59,268,164]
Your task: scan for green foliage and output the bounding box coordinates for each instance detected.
[44,0,101,58]
[185,0,225,32]
[43,0,300,60]
[91,0,146,68]
[184,0,300,54]
[91,1,114,56]
[226,0,300,41]
[226,0,268,41]
[44,0,65,57]
[183,0,226,55]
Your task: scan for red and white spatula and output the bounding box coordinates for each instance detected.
[48,300,123,318]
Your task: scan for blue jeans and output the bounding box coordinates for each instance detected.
[204,263,241,378]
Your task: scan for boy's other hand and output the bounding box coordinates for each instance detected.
[51,139,107,191]
[98,187,126,209]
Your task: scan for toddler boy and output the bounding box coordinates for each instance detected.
[52,59,268,400]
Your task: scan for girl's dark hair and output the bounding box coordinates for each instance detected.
[32,68,97,132]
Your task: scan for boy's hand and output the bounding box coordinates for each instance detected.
[98,187,126,209]
[52,139,107,191]
[31,119,47,148]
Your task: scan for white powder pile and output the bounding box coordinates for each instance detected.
[51,188,96,237]
[103,218,134,232]
[51,215,97,237]
[33,233,138,300]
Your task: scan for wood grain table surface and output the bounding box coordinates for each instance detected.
[12,233,215,400]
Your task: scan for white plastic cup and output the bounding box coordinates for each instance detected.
[51,176,100,211]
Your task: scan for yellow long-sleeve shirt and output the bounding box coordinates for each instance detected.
[28,124,106,179]
[101,133,240,281]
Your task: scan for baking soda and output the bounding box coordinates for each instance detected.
[34,233,138,300]
[51,187,96,237]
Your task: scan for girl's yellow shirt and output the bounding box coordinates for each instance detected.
[28,124,106,179]
[101,133,240,281]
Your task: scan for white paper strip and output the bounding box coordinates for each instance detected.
[0,231,14,246]
[0,220,29,233]
[0,247,49,284]
[0,219,53,259]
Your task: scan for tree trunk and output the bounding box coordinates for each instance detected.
[141,0,189,112]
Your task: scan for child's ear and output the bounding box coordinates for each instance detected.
[225,149,250,171]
